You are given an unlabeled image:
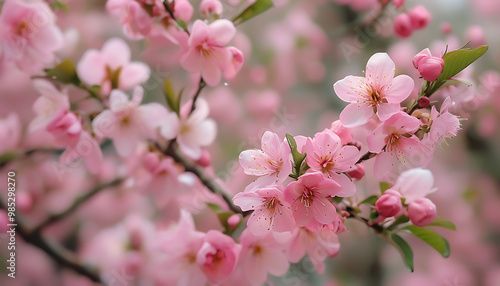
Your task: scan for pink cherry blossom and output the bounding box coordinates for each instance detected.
[0,0,63,73]
[366,112,430,182]
[92,87,168,157]
[303,129,360,197]
[424,97,461,147]
[286,224,340,274]
[408,198,437,226]
[157,209,207,286]
[394,13,414,38]
[239,131,292,189]
[140,155,184,207]
[408,5,431,30]
[333,53,414,127]
[180,19,242,86]
[46,108,82,148]
[197,230,241,284]
[106,0,155,40]
[200,0,223,16]
[330,120,353,145]
[238,229,290,286]
[233,186,295,235]
[77,38,150,95]
[284,172,341,227]
[160,98,217,160]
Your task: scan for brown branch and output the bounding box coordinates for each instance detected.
[33,178,124,234]
[189,78,206,115]
[0,199,102,283]
[158,141,249,216]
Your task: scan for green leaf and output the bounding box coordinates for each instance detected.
[426,218,456,231]
[437,45,488,82]
[404,225,451,258]
[45,59,80,85]
[206,203,239,235]
[163,78,180,115]
[369,210,379,221]
[232,0,273,25]
[359,195,378,206]
[380,182,390,193]
[439,79,472,89]
[391,234,414,272]
[332,196,343,204]
[286,134,307,177]
[51,0,69,12]
[176,19,188,31]
[387,215,410,231]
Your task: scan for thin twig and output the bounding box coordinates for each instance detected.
[162,0,190,34]
[356,151,377,164]
[159,141,249,216]
[189,78,206,115]
[0,199,102,283]
[33,178,124,234]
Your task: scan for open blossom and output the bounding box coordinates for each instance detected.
[233,186,295,235]
[334,53,414,127]
[303,129,360,197]
[157,210,207,285]
[239,131,292,189]
[77,38,150,95]
[238,230,290,286]
[286,224,340,274]
[92,87,168,157]
[392,168,436,203]
[106,0,154,39]
[366,112,430,182]
[181,19,242,86]
[0,0,63,73]
[197,230,241,284]
[424,97,461,147]
[284,172,341,227]
[160,98,217,160]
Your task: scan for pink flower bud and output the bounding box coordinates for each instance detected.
[394,13,413,38]
[46,108,82,147]
[412,48,432,69]
[17,193,33,212]
[465,25,486,47]
[418,57,444,81]
[375,189,402,217]
[347,164,365,180]
[393,0,405,8]
[200,0,223,15]
[142,152,160,172]
[408,5,431,30]
[227,214,241,229]
[196,150,212,167]
[441,22,452,34]
[174,0,194,22]
[408,198,437,226]
[418,96,430,108]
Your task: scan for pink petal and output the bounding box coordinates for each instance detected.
[233,192,262,211]
[312,198,337,224]
[101,38,131,70]
[376,102,401,121]
[365,53,395,89]
[181,48,202,72]
[330,173,356,197]
[286,231,306,263]
[291,200,313,227]
[264,250,289,276]
[139,103,169,129]
[271,205,295,233]
[200,56,222,87]
[208,19,236,46]
[243,250,267,284]
[77,50,105,85]
[78,132,103,174]
[332,145,360,171]
[314,177,342,197]
[261,131,282,160]
[247,208,273,236]
[189,20,210,47]
[177,137,202,159]
[383,75,414,103]
[119,62,150,90]
[113,131,138,157]
[184,119,217,146]
[394,168,434,202]
[239,150,273,176]
[160,113,181,140]
[333,76,369,103]
[339,102,374,128]
[373,151,401,183]
[366,125,388,153]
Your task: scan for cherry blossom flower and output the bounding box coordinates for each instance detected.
[303,129,360,197]
[366,112,430,182]
[333,53,414,127]
[180,19,242,86]
[239,131,292,189]
[46,108,82,148]
[106,0,154,40]
[284,172,341,227]
[156,210,207,286]
[424,97,461,147]
[286,224,340,274]
[77,38,150,95]
[233,186,295,235]
[0,0,63,73]
[197,230,241,284]
[160,98,217,160]
[92,87,168,157]
[238,229,290,286]
[392,168,436,203]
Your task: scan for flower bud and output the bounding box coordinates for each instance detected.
[418,96,430,108]
[408,198,437,226]
[441,22,452,34]
[200,0,223,15]
[173,0,194,21]
[196,149,212,167]
[375,189,402,217]
[408,5,431,30]
[418,57,444,82]
[347,164,365,180]
[46,108,82,147]
[412,48,432,69]
[227,214,241,229]
[393,0,405,8]
[394,13,413,38]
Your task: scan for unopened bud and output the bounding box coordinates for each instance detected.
[418,97,430,108]
[408,198,437,226]
[347,164,365,180]
[394,13,413,38]
[408,5,431,30]
[375,189,402,217]
[418,57,444,81]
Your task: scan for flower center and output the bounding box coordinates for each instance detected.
[300,190,315,207]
